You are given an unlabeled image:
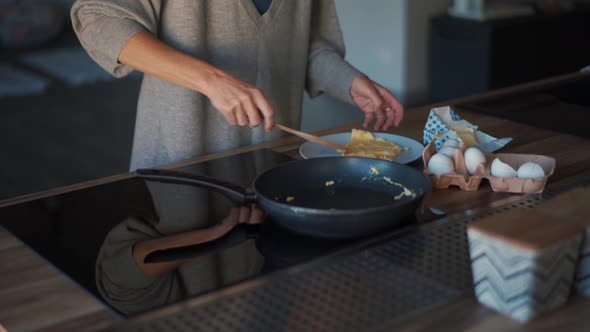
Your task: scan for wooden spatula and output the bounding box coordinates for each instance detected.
[275,123,346,152]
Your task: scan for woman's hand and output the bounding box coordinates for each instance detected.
[132,204,264,278]
[350,76,404,131]
[222,204,265,226]
[205,70,275,132]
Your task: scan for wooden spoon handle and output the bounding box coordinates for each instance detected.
[275,123,346,152]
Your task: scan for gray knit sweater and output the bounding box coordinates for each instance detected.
[71,0,363,170]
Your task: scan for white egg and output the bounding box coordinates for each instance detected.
[490,158,517,178]
[464,147,486,175]
[442,139,460,149]
[439,146,458,159]
[517,162,545,178]
[428,153,455,176]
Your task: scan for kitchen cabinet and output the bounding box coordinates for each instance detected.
[429,7,590,102]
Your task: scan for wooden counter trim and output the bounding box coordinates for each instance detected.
[0,228,119,332]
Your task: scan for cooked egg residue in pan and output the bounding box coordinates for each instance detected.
[383,176,417,200]
[361,167,417,201]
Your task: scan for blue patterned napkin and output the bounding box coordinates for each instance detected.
[423,106,497,151]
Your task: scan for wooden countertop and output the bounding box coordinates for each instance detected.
[1,72,590,331]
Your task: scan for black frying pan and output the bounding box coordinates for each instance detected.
[137,157,430,239]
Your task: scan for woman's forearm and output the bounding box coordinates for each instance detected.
[131,206,262,278]
[117,31,274,130]
[118,31,217,95]
[132,221,236,278]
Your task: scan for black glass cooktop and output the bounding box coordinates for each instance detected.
[0,150,408,318]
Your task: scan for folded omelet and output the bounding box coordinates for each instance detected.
[342,129,405,161]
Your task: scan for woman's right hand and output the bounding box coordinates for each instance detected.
[222,204,265,226]
[204,70,275,132]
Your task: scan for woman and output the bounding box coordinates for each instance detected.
[71,0,404,169]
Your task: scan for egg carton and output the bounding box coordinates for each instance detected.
[422,141,556,193]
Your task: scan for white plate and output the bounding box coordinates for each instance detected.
[299,132,424,164]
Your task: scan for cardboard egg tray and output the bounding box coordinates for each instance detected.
[422,141,556,193]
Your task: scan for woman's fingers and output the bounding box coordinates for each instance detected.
[221,109,238,126]
[238,206,251,223]
[248,204,265,224]
[373,108,386,131]
[351,76,388,131]
[374,83,404,128]
[362,111,374,129]
[234,92,264,128]
[364,84,386,131]
[234,107,249,126]
[222,207,241,225]
[207,71,274,129]
[383,106,396,130]
[252,89,275,132]
[243,97,262,128]
[380,98,396,131]
[351,75,406,131]
[234,204,265,224]
[233,91,274,129]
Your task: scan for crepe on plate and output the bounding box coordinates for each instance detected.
[342,129,405,161]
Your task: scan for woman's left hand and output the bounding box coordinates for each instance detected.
[350,76,404,131]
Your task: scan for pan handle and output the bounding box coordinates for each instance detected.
[136,168,257,205]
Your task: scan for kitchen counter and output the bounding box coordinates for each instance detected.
[1,71,590,332]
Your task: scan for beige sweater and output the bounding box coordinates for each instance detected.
[71,0,363,169]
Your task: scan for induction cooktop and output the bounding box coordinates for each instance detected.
[0,149,413,318]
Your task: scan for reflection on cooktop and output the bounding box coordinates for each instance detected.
[96,201,264,316]
[97,203,351,316]
[0,150,370,317]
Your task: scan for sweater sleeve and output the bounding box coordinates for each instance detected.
[305,0,364,105]
[70,0,160,77]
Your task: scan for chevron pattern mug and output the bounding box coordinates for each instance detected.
[576,228,590,296]
[468,229,582,322]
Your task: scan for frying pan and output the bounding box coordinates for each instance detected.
[137,157,430,239]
